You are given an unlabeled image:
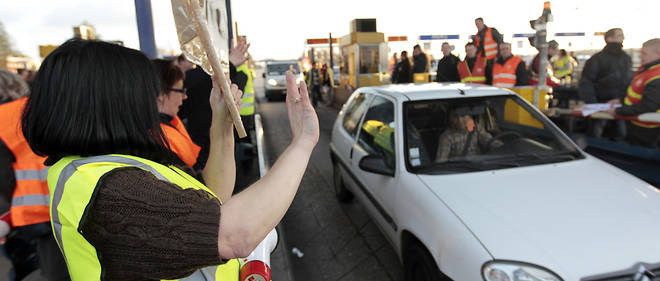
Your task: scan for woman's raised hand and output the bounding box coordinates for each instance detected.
[285,71,319,150]
[210,76,243,127]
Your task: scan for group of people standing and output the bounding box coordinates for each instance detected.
[391,17,659,148]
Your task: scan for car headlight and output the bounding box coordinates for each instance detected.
[483,261,562,281]
[268,79,278,86]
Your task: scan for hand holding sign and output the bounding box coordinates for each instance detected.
[171,0,246,138]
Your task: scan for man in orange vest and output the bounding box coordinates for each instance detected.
[474,17,503,61]
[489,42,529,87]
[458,42,486,84]
[0,92,70,280]
[607,38,660,148]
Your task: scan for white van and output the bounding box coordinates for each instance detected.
[263,61,303,101]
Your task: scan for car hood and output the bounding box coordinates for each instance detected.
[417,156,660,280]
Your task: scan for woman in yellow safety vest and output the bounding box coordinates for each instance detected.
[21,39,319,280]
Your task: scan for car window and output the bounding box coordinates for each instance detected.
[357,96,395,168]
[342,93,369,137]
[404,95,583,174]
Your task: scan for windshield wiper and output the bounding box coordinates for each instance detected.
[486,151,579,165]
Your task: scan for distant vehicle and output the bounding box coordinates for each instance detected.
[330,83,660,281]
[263,61,303,101]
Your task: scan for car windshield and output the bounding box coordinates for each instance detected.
[404,95,583,175]
[267,63,301,76]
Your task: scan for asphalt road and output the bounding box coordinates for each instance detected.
[254,71,404,281]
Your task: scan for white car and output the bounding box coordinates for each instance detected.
[329,83,660,281]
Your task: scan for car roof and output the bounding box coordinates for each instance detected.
[266,61,300,65]
[360,83,515,103]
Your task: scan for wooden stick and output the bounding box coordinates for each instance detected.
[188,0,247,138]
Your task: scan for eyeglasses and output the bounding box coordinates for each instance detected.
[169,88,187,95]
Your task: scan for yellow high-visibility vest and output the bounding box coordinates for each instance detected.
[237,64,255,116]
[47,154,240,281]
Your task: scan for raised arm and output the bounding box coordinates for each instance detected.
[216,71,319,258]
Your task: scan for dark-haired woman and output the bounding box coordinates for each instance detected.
[152,59,201,168]
[22,39,319,280]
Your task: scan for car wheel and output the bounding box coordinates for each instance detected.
[404,242,448,281]
[333,162,353,202]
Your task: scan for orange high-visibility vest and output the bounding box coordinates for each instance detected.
[458,56,486,84]
[623,63,660,128]
[475,27,498,60]
[161,115,201,167]
[492,56,523,88]
[0,97,50,227]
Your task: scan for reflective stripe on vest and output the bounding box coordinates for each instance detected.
[161,115,201,167]
[240,93,255,116]
[237,64,255,116]
[458,56,486,84]
[623,63,660,128]
[48,154,239,280]
[475,28,498,60]
[492,56,523,88]
[0,97,51,227]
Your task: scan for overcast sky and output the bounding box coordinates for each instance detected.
[1,0,660,61]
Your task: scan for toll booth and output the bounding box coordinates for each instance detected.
[336,19,389,105]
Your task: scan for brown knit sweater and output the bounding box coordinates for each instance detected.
[79,167,223,280]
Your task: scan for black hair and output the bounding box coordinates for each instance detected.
[604,28,622,42]
[177,54,187,62]
[22,38,171,164]
[413,44,421,50]
[465,42,475,47]
[152,59,184,96]
[475,17,484,22]
[559,49,567,56]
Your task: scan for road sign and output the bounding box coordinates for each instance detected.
[555,32,585,37]
[306,38,339,45]
[387,36,407,42]
[513,33,535,38]
[39,45,58,58]
[419,34,459,40]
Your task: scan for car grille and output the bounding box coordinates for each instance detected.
[581,263,660,281]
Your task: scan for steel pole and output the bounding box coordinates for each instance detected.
[134,0,157,58]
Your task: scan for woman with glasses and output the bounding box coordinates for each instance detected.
[22,39,319,280]
[153,59,203,168]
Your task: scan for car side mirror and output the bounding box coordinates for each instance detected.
[262,73,266,78]
[359,155,394,177]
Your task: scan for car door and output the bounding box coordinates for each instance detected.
[350,95,400,242]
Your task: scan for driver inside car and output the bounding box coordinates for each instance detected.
[435,108,503,162]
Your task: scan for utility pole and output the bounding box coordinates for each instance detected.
[530,1,553,106]
[226,0,233,50]
[134,0,157,58]
[329,33,334,69]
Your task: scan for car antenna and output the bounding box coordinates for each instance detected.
[459,89,466,95]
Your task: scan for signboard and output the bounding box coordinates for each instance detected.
[306,38,339,45]
[419,34,460,40]
[387,36,408,42]
[513,33,535,38]
[171,0,230,75]
[555,32,585,37]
